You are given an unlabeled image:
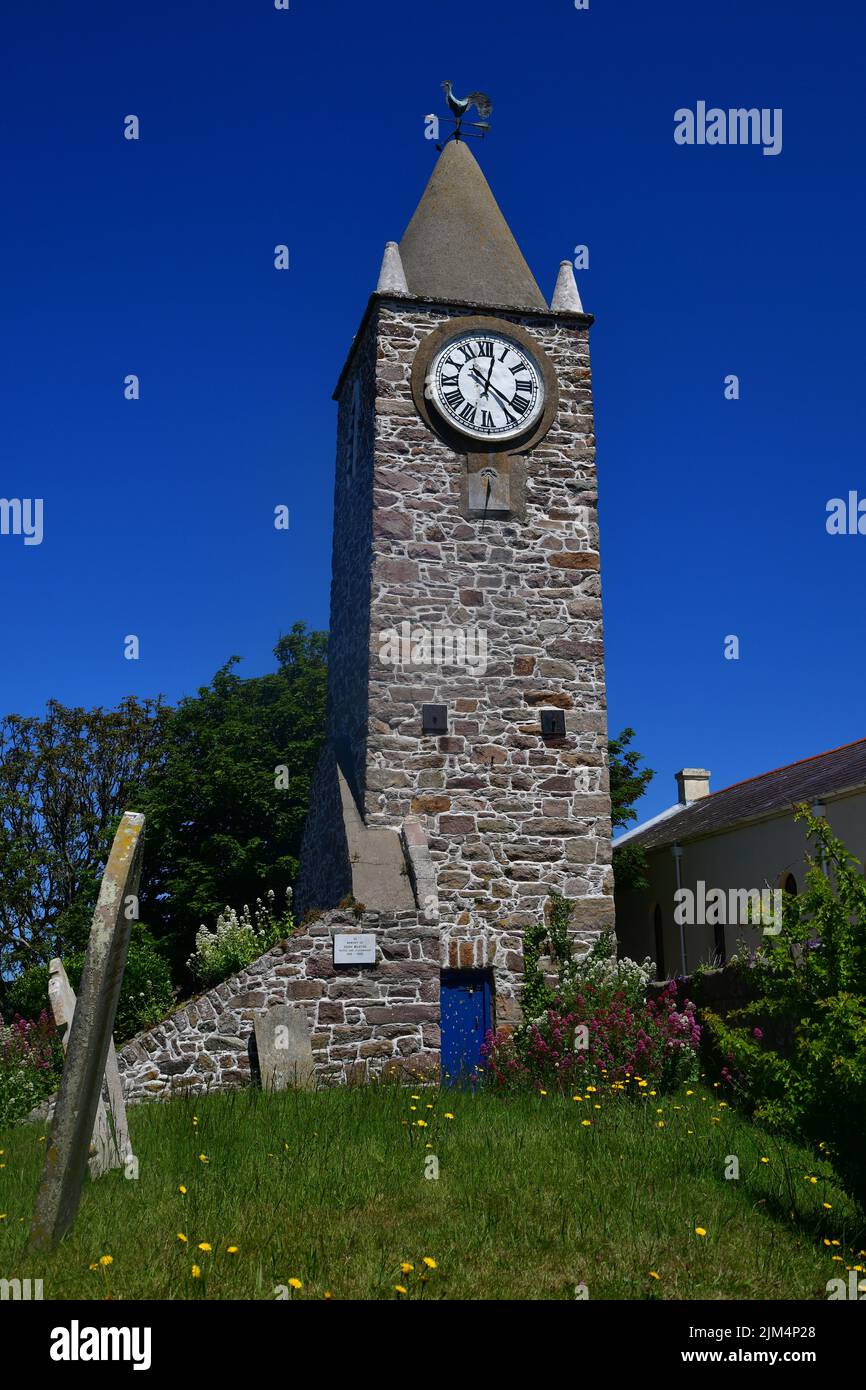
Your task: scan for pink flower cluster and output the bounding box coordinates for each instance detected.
[483,981,701,1094]
[0,1010,61,1073]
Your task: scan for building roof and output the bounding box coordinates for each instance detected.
[614,737,866,852]
[398,139,548,310]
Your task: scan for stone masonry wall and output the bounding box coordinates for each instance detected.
[113,910,603,1105]
[294,291,614,1040]
[298,297,614,943]
[365,299,614,934]
[116,909,440,1103]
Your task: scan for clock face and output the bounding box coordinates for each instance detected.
[426,330,545,442]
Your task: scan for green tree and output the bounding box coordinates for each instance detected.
[139,624,326,976]
[0,697,167,986]
[701,809,866,1212]
[608,727,654,893]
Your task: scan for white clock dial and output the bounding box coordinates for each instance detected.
[426,330,545,442]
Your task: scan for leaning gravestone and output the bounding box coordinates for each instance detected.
[48,958,133,1179]
[254,1004,315,1092]
[29,811,145,1252]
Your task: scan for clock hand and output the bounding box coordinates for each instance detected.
[469,367,520,420]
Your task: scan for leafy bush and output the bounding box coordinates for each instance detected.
[187,888,293,988]
[522,902,656,1020]
[6,924,175,1044]
[571,929,656,1009]
[0,1011,64,1126]
[701,808,866,1212]
[484,981,700,1094]
[111,927,176,1039]
[487,900,698,1094]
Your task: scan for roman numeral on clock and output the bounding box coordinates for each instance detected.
[477,340,494,357]
[444,388,463,409]
[512,393,530,415]
[458,400,476,423]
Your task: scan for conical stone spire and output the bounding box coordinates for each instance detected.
[376,241,410,295]
[398,140,547,310]
[550,259,584,313]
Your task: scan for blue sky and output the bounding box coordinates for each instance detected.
[2,0,864,822]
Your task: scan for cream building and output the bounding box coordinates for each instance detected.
[614,739,866,977]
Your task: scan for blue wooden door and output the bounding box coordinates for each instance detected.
[440,970,492,1085]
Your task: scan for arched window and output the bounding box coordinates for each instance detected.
[784,873,797,896]
[653,903,665,980]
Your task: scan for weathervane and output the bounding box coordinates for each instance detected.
[438,81,493,146]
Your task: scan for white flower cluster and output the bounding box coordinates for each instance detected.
[573,932,655,1003]
[187,887,293,987]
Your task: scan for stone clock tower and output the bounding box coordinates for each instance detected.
[295,133,613,1071]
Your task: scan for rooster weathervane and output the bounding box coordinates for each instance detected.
[438,81,493,146]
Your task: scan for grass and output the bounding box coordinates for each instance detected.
[0,1080,864,1300]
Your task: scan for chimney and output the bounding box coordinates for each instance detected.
[675,768,711,805]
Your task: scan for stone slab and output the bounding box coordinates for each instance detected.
[254,1004,315,1092]
[48,958,132,1178]
[29,811,145,1251]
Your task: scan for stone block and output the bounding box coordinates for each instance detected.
[254,1005,315,1092]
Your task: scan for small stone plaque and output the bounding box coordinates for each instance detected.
[333,933,377,965]
[468,466,510,516]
